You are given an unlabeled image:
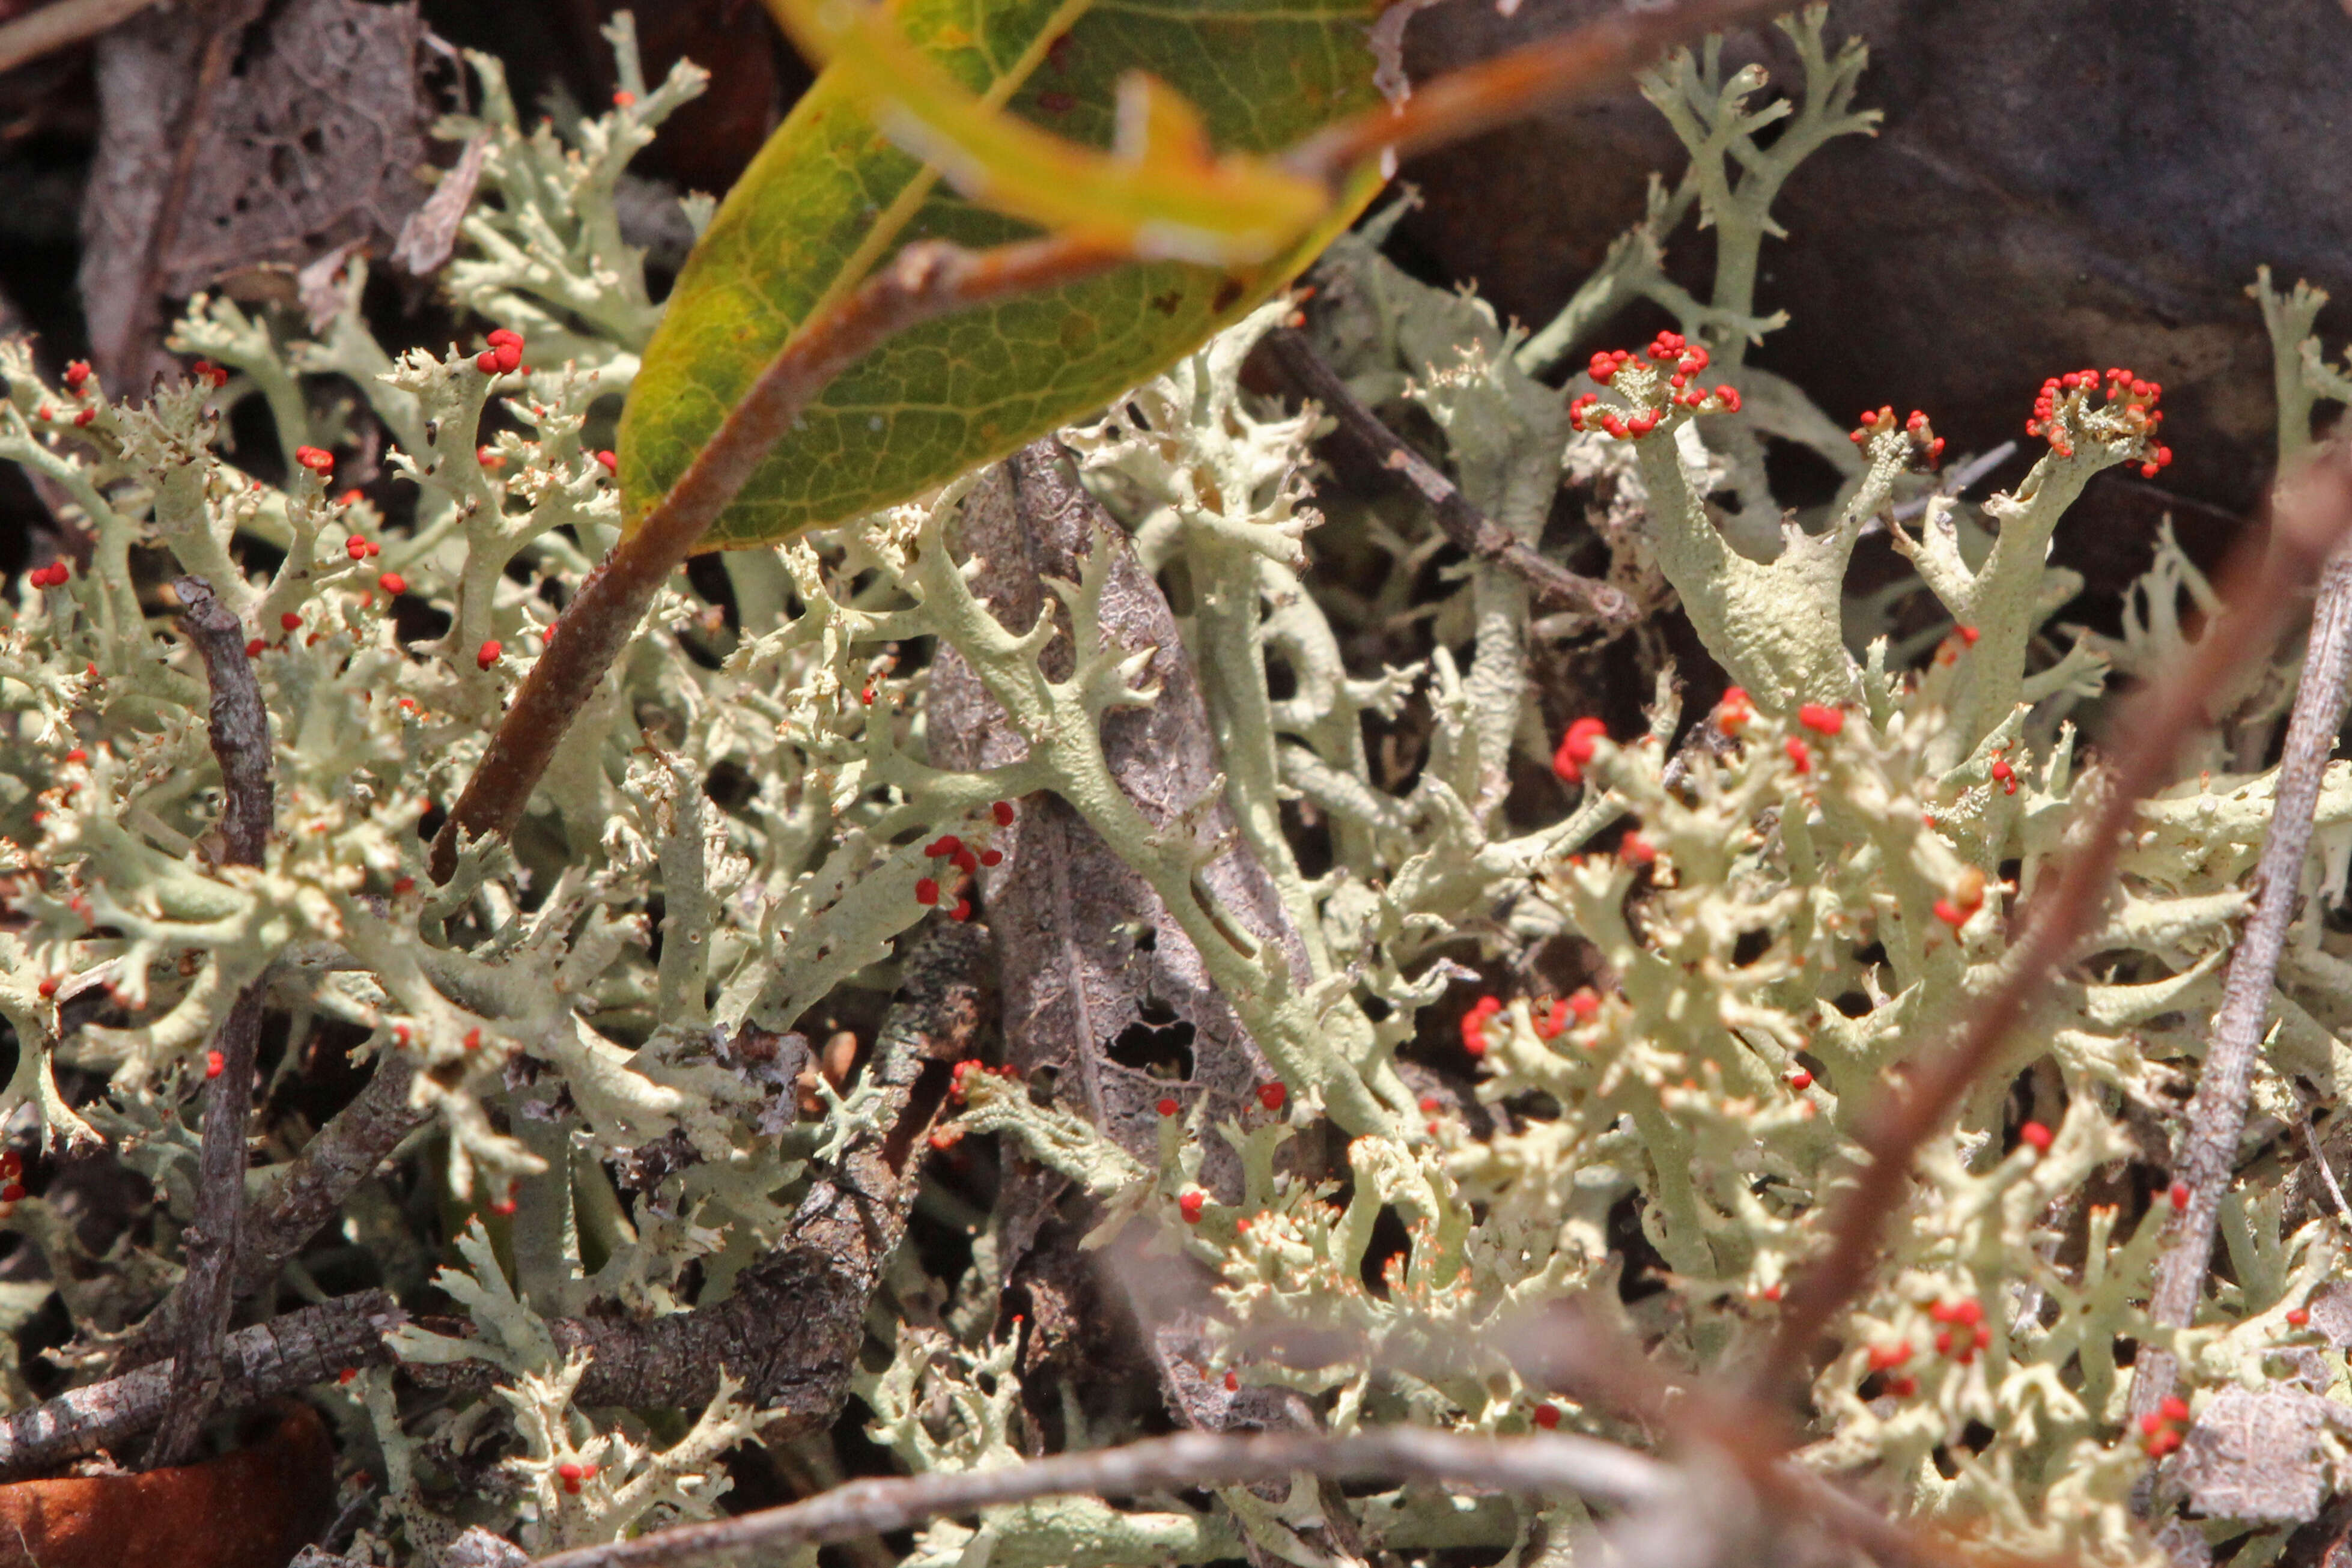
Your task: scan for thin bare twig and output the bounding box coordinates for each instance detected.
[2301,1117,2352,1232]
[1280,0,1790,184]
[0,0,158,73]
[0,1291,400,1480]
[531,1428,1673,1568]
[428,232,1125,884]
[2128,525,2352,1432]
[1260,326,1634,622]
[1756,441,2352,1402]
[148,574,276,1467]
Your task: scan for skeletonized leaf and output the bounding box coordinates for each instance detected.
[617,0,1383,550]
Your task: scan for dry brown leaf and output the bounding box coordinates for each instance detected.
[0,1401,333,1568]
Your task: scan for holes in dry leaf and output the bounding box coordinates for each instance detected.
[1106,1006,1194,1081]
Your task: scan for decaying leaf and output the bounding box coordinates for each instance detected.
[82,0,431,378]
[0,1402,333,1568]
[2177,1388,2341,1527]
[929,442,1328,1452]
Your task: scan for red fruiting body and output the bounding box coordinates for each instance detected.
[1257,1081,1287,1112]
[1158,1096,1179,1117]
[1223,1370,1239,1391]
[950,898,973,922]
[1933,898,1968,929]
[1531,1403,1561,1430]
[1178,1190,1205,1223]
[992,800,1016,826]
[71,408,95,428]
[1552,716,1608,785]
[463,1027,482,1051]
[347,537,370,561]
[1620,832,1655,865]
[926,835,964,858]
[2170,1181,2192,1208]
[2159,1395,2190,1423]
[36,976,58,998]
[1568,988,1599,1021]
[487,329,521,348]
[1867,1340,1911,1372]
[65,748,85,764]
[62,360,90,391]
[915,877,940,906]
[1788,1069,1813,1091]
[476,350,502,373]
[478,639,503,670]
[1784,737,1811,773]
[1957,625,1980,646]
[613,89,637,106]
[1534,998,1569,1039]
[2018,1120,2053,1152]
[1797,703,1845,736]
[2288,1307,2311,1326]
[477,445,503,470]
[205,1049,225,1078]
[1888,1376,1917,1397]
[246,638,267,656]
[595,449,618,474]
[295,446,334,473]
[0,1183,22,1205]
[338,1367,357,1385]
[281,612,303,632]
[980,848,1003,867]
[392,877,415,895]
[1990,758,2017,794]
[378,571,409,595]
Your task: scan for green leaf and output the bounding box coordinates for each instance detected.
[618,0,1384,550]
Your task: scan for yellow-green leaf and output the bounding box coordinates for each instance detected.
[618,0,1385,551]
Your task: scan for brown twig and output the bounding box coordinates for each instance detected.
[1755,440,2352,1401]
[2127,523,2352,1433]
[1280,0,1791,186]
[0,0,160,73]
[530,1427,1672,1568]
[1260,327,1634,622]
[148,574,276,1467]
[428,233,1125,884]
[0,1292,400,1481]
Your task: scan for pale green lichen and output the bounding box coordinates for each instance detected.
[1,7,2348,1567]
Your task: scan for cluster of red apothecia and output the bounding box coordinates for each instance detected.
[910,800,1016,922]
[1847,406,1946,469]
[1457,988,1600,1060]
[1569,331,1743,440]
[2026,366,2174,478]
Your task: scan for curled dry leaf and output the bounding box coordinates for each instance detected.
[0,1402,333,1568]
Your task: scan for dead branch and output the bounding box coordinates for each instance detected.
[1757,440,2352,1401]
[2129,505,2352,1430]
[0,1292,400,1480]
[1260,327,1634,623]
[529,1427,1673,1568]
[148,574,278,1466]
[429,233,1126,884]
